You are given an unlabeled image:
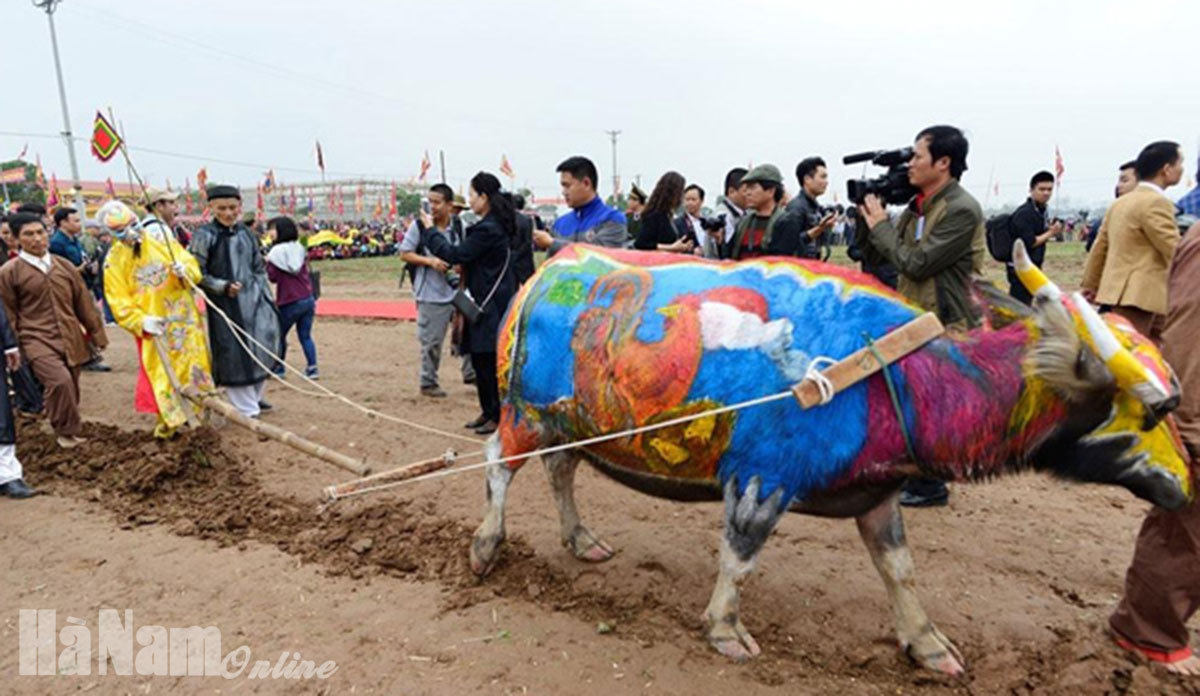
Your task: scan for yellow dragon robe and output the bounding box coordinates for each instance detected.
[104,231,213,436]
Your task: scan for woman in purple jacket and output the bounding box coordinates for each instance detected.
[265,217,319,378]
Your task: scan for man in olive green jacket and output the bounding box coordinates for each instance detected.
[720,165,796,261]
[861,127,986,331]
[860,125,985,507]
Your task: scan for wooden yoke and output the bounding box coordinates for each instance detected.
[792,313,944,409]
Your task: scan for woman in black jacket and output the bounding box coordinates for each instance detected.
[634,171,694,253]
[421,172,517,434]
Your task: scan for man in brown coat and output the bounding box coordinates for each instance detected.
[1109,219,1200,675]
[1082,141,1186,339]
[0,212,107,448]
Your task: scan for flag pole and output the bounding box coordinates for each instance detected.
[115,114,136,207]
[439,150,446,184]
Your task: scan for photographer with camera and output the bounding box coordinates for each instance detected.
[712,167,748,258]
[784,157,837,259]
[400,183,469,398]
[856,124,986,507]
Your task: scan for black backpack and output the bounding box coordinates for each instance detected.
[985,212,1015,263]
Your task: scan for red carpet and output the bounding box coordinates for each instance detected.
[315,299,418,321]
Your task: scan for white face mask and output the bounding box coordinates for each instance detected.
[114,224,142,245]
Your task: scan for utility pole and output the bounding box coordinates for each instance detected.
[605,129,621,198]
[34,0,87,216]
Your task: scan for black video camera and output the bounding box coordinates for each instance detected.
[844,147,918,206]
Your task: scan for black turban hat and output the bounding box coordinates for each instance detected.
[206,184,241,200]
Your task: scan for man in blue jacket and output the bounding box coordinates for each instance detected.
[534,156,627,255]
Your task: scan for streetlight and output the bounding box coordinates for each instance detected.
[33,0,87,215]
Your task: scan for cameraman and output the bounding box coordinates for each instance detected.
[785,156,837,259]
[858,124,986,508]
[859,125,985,330]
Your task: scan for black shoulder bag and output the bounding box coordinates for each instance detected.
[452,245,510,325]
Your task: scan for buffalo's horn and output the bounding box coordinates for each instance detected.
[1012,239,1062,301]
[1071,292,1170,403]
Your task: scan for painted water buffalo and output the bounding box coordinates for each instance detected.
[469,242,1192,675]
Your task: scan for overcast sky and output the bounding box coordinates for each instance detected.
[4,0,1198,210]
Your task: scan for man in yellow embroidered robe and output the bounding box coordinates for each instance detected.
[100,200,213,437]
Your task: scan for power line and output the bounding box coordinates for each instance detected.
[68,0,596,136]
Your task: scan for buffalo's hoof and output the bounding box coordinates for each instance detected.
[905,624,965,676]
[469,531,504,577]
[565,525,615,563]
[705,615,761,662]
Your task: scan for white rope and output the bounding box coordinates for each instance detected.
[187,276,487,446]
[803,356,839,406]
[324,388,797,503]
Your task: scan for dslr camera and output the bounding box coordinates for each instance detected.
[699,214,727,232]
[844,147,918,206]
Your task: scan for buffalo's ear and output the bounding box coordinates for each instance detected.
[1075,344,1115,391]
[971,278,1030,329]
[1029,295,1095,400]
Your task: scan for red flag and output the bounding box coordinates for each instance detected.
[104,177,116,198]
[499,154,514,179]
[373,196,383,219]
[328,183,337,209]
[90,111,122,162]
[337,186,344,216]
[256,184,264,217]
[47,174,60,208]
[35,155,46,190]
[315,140,325,173]
[419,151,431,182]
[196,167,208,199]
[388,181,397,221]
[184,178,194,214]
[1054,145,1064,182]
[290,185,297,215]
[355,184,364,215]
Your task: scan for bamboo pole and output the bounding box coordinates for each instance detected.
[182,387,370,476]
[323,449,456,502]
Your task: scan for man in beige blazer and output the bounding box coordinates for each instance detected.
[1082,141,1187,339]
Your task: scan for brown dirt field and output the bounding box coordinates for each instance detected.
[2,256,1199,695]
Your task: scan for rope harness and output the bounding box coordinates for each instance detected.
[862,332,922,468]
[186,274,488,447]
